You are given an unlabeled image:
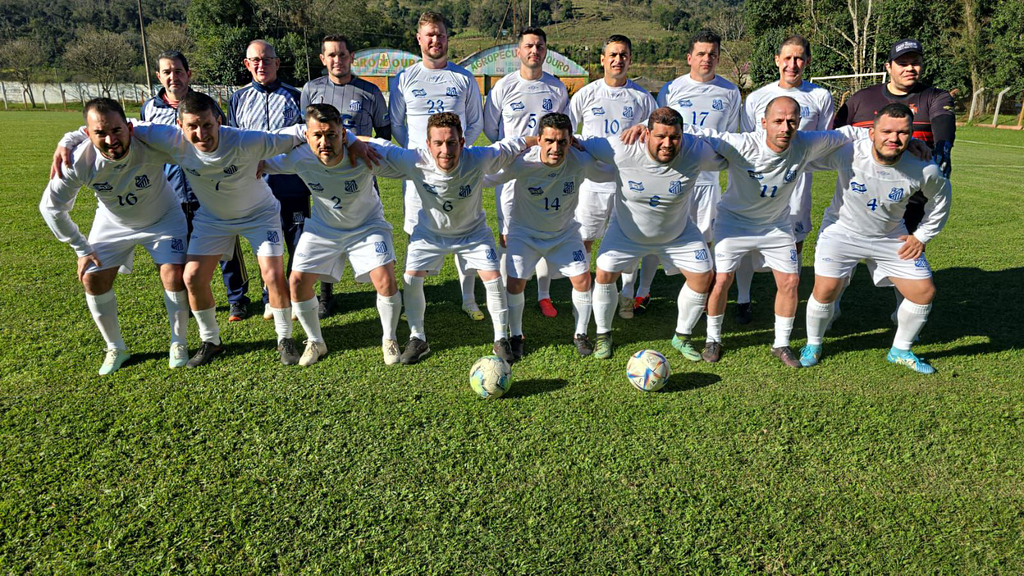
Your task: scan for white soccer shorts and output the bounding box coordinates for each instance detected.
[85,206,187,275]
[292,217,395,283]
[814,224,933,287]
[690,183,721,243]
[790,175,814,243]
[713,221,799,275]
[575,190,615,242]
[596,217,712,275]
[505,226,589,280]
[188,201,285,260]
[404,222,501,275]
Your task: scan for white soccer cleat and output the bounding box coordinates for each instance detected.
[98,348,131,376]
[382,339,401,365]
[618,294,634,319]
[298,339,327,367]
[168,343,188,369]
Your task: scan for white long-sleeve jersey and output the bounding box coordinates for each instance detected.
[579,136,726,245]
[388,61,484,149]
[657,74,741,186]
[569,79,657,195]
[808,139,951,243]
[261,145,387,232]
[372,137,528,237]
[487,147,614,240]
[40,136,178,256]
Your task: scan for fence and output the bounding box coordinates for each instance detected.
[0,82,241,111]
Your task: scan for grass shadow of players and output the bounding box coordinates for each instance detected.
[504,378,569,398]
[659,372,721,394]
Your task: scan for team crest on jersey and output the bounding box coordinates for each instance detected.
[458,184,472,197]
[628,180,644,192]
[668,180,683,195]
[308,182,324,192]
[712,99,724,111]
[563,181,575,195]
[511,101,525,111]
[851,181,867,193]
[349,100,362,112]
[170,238,184,253]
[622,106,634,119]
[528,185,544,196]
[908,103,919,114]
[446,87,458,97]
[695,248,709,261]
[591,107,606,116]
[423,183,438,195]
[801,106,810,116]
[93,182,113,192]
[783,168,798,182]
[542,98,553,111]
[345,180,358,193]
[888,187,905,202]
[223,165,238,175]
[747,170,763,180]
[412,89,427,98]
[135,175,151,189]
[676,99,693,107]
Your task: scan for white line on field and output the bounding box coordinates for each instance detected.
[956,139,1024,150]
[957,164,1024,168]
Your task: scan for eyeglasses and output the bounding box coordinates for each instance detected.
[246,57,277,64]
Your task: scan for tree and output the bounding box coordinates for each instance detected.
[0,38,45,106]
[806,0,883,78]
[146,20,194,58]
[63,31,140,97]
[990,0,1024,94]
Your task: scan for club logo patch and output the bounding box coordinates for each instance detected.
[914,256,929,269]
[888,187,905,202]
[790,249,798,261]
[591,107,605,116]
[170,238,184,252]
[528,185,544,196]
[542,98,553,111]
[572,249,586,263]
[511,101,525,111]
[668,180,682,195]
[267,230,280,244]
[292,211,304,224]
[712,98,724,111]
[851,181,867,194]
[423,183,438,195]
[93,182,113,192]
[628,181,644,192]
[345,180,358,193]
[135,175,151,189]
[223,165,238,175]
[801,106,810,117]
[308,182,324,192]
[444,87,457,97]
[458,184,472,197]
[695,248,708,261]
[676,99,693,107]
[747,170,763,180]
[374,241,389,254]
[563,181,575,195]
[485,248,498,261]
[783,168,798,182]
[349,100,362,112]
[622,106,634,119]
[412,89,427,98]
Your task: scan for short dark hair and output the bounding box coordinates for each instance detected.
[157,50,189,72]
[764,95,800,117]
[539,112,572,133]
[519,27,547,43]
[688,29,721,54]
[83,97,127,123]
[178,91,219,120]
[427,111,462,137]
[875,102,915,125]
[322,34,353,54]
[418,11,447,31]
[647,107,683,130]
[777,35,811,59]
[604,35,632,55]
[306,103,342,125]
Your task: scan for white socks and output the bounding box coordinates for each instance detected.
[572,288,592,336]
[293,296,323,343]
[620,266,638,298]
[706,314,723,343]
[894,299,931,350]
[85,291,125,350]
[805,295,834,346]
[535,257,552,300]
[270,306,293,342]
[484,277,509,341]
[593,282,617,334]
[773,314,795,348]
[377,292,402,342]
[193,306,221,345]
[163,289,188,346]
[676,284,707,336]
[403,274,426,341]
[507,291,525,337]
[455,254,476,306]
[736,256,754,304]
[635,255,659,298]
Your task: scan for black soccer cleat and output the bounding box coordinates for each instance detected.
[735,302,753,325]
[399,337,430,365]
[509,335,525,362]
[573,334,594,357]
[228,302,248,322]
[278,337,301,365]
[317,295,336,319]
[186,340,224,368]
[493,337,515,365]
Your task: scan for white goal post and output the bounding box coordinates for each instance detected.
[810,72,887,109]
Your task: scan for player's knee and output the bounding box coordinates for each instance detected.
[374,274,399,297]
[82,272,114,295]
[570,273,592,292]
[506,277,527,294]
[778,274,800,294]
[160,264,186,291]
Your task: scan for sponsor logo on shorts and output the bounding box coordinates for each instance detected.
[93,182,113,192]
[695,248,709,261]
[888,187,905,202]
[573,249,586,263]
[345,180,358,193]
[412,89,427,97]
[563,181,575,195]
[446,87,458,97]
[349,100,362,112]
[459,184,472,198]
[423,183,438,195]
[374,241,389,254]
[223,165,238,175]
[851,181,867,194]
[622,106,634,118]
[712,98,724,111]
[790,249,798,261]
[135,175,151,189]
[747,170,763,180]
[914,256,929,269]
[542,98,553,111]
[485,248,498,261]
[511,101,525,111]
[528,185,544,196]
[170,238,184,252]
[591,107,605,116]
[676,99,693,107]
[628,181,644,192]
[783,168,798,182]
[649,194,661,207]
[669,180,682,195]
[267,230,280,244]
[308,182,324,192]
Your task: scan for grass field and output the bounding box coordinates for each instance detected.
[1,112,1023,572]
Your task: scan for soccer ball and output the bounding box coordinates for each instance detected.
[469,355,512,399]
[626,350,670,392]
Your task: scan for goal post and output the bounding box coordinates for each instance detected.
[810,72,887,109]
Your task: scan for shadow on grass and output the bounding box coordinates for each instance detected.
[660,371,721,393]
[504,378,569,398]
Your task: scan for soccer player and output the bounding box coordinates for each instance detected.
[799,103,950,373]
[301,34,392,319]
[483,26,570,319]
[577,107,726,360]
[370,112,537,365]
[41,98,190,374]
[736,35,834,325]
[486,113,614,358]
[261,104,401,366]
[647,29,741,313]
[568,34,657,320]
[228,40,309,322]
[389,11,485,320]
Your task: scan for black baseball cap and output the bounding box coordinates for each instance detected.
[889,39,923,61]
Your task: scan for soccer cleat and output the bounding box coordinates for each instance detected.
[399,337,430,365]
[618,295,634,319]
[886,347,935,374]
[317,296,335,319]
[538,298,557,318]
[187,341,224,368]
[98,348,130,376]
[573,334,594,357]
[168,343,188,369]
[493,337,515,365]
[228,302,248,322]
[593,333,613,359]
[278,337,301,365]
[702,341,722,363]
[633,295,651,315]
[262,303,273,321]
[462,302,485,321]
[799,344,823,367]
[299,339,327,367]
[671,334,702,362]
[735,302,753,325]
[382,339,401,365]
[771,345,802,368]
[509,334,525,361]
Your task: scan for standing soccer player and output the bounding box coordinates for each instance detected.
[301,34,392,319]
[483,26,569,319]
[41,98,190,374]
[568,34,657,320]
[389,12,485,320]
[735,35,834,324]
[800,103,950,373]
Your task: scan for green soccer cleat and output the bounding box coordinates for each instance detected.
[886,347,935,374]
[99,348,130,376]
[593,333,613,359]
[168,343,188,369]
[799,344,823,367]
[671,334,702,362]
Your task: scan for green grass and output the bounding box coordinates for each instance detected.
[2,113,1024,572]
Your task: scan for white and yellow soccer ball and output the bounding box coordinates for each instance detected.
[626,349,671,392]
[469,355,512,399]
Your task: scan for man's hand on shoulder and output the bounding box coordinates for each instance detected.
[906,139,932,162]
[620,124,648,145]
[51,146,73,180]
